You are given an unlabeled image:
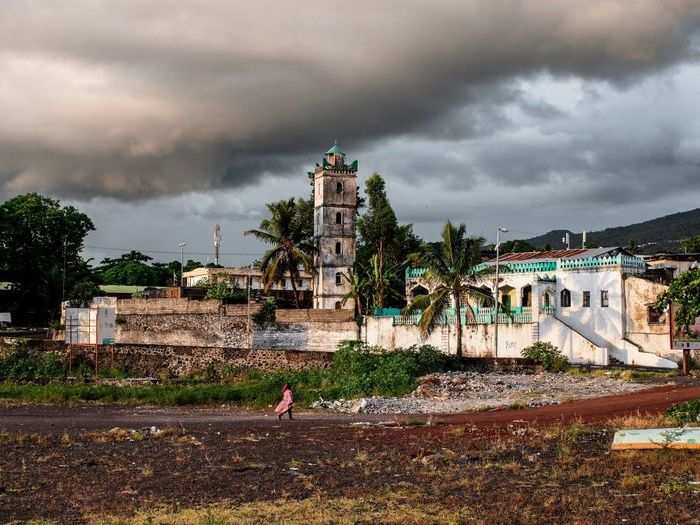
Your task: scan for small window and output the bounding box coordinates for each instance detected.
[600,290,609,307]
[335,272,342,286]
[297,280,303,287]
[336,182,343,194]
[335,242,341,255]
[334,301,342,310]
[280,279,286,288]
[648,306,665,324]
[560,289,571,308]
[582,291,590,308]
[335,211,342,224]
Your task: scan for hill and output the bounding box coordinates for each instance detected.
[525,208,700,254]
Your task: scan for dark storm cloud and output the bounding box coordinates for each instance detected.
[2,1,700,200]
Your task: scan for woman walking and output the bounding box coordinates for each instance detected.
[275,383,294,420]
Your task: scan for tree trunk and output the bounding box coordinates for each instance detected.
[290,277,301,308]
[454,290,463,358]
[356,296,363,340]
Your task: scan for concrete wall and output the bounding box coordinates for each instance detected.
[114,299,357,353]
[624,276,675,358]
[363,316,606,364]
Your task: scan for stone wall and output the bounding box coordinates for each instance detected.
[85,344,334,376]
[114,298,358,353]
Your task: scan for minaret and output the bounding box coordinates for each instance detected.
[313,142,358,310]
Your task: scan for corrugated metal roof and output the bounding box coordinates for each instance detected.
[495,247,621,263]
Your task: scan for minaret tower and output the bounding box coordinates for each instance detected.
[313,142,358,310]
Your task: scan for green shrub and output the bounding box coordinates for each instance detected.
[0,347,65,383]
[521,342,569,372]
[252,298,276,327]
[667,399,700,425]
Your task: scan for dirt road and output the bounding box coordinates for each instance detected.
[2,383,699,432]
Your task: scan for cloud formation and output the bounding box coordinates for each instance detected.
[2,1,700,200]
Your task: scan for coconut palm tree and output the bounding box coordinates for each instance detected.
[244,198,313,308]
[406,221,500,358]
[341,268,368,320]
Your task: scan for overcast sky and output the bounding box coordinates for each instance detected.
[2,1,700,266]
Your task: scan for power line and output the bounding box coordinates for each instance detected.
[83,245,262,257]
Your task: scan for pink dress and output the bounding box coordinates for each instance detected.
[275,389,293,415]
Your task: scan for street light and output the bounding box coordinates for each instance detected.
[178,242,187,287]
[494,227,508,357]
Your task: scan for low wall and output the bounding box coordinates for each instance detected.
[363,317,532,359]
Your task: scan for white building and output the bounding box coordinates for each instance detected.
[366,247,678,368]
[182,266,312,293]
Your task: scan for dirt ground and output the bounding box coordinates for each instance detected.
[2,385,700,524]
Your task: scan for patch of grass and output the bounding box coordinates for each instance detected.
[607,411,676,429]
[88,491,477,525]
[0,343,463,407]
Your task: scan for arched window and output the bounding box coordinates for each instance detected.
[335,242,341,255]
[336,182,343,194]
[335,272,342,286]
[335,212,342,224]
[560,289,571,308]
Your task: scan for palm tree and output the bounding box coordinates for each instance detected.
[406,221,498,358]
[244,198,313,308]
[341,268,368,338]
[366,253,403,312]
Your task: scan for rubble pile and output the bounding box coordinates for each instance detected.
[312,371,653,415]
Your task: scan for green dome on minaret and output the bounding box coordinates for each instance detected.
[326,142,345,156]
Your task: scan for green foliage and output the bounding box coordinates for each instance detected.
[681,235,700,254]
[245,198,314,308]
[521,342,569,372]
[96,251,171,286]
[67,279,101,307]
[655,269,700,336]
[355,173,422,310]
[0,343,462,406]
[0,192,95,324]
[499,239,535,253]
[252,298,276,327]
[667,399,700,425]
[406,221,492,358]
[330,341,459,397]
[201,279,247,303]
[0,347,64,383]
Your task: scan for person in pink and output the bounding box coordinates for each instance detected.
[275,383,293,420]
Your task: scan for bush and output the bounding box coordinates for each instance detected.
[252,298,276,327]
[0,347,65,383]
[667,399,700,425]
[521,342,569,372]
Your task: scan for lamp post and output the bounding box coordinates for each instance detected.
[493,227,508,357]
[178,242,187,287]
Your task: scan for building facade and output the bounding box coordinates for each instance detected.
[383,248,679,368]
[183,266,312,293]
[312,144,358,310]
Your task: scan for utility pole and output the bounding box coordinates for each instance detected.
[178,242,187,287]
[494,227,508,357]
[247,263,252,349]
[61,236,67,303]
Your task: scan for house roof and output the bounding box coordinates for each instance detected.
[495,247,627,263]
[99,285,165,294]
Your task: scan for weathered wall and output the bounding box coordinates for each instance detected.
[364,317,536,360]
[114,299,357,353]
[623,276,674,357]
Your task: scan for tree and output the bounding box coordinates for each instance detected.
[341,269,368,336]
[681,235,700,254]
[656,269,700,337]
[406,222,496,358]
[627,239,639,254]
[500,239,535,254]
[95,251,165,286]
[355,173,421,308]
[0,193,95,324]
[245,198,314,308]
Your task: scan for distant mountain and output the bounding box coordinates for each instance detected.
[525,208,700,254]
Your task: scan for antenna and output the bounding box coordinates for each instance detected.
[213,224,222,266]
[582,231,587,249]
